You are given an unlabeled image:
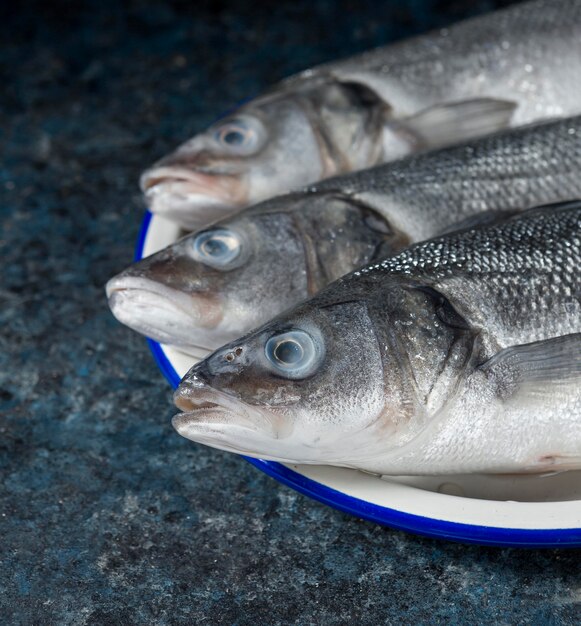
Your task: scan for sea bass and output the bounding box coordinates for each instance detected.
[109,116,581,357]
[173,203,581,475]
[141,0,581,229]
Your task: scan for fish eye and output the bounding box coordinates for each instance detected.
[265,330,322,379]
[213,116,266,155]
[191,228,242,269]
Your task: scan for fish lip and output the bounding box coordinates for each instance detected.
[141,166,215,191]
[106,275,198,319]
[140,166,245,204]
[174,388,243,417]
[106,275,223,350]
[139,166,247,229]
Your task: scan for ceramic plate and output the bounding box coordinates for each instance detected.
[136,211,581,547]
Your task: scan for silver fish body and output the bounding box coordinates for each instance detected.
[109,116,581,355]
[173,203,581,475]
[142,0,581,229]
[313,115,581,244]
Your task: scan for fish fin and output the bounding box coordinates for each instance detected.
[401,98,517,149]
[480,333,581,400]
[478,334,581,472]
[437,209,523,236]
[533,470,568,478]
[438,200,581,236]
[491,471,565,478]
[521,198,581,212]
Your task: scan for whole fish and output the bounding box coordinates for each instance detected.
[141,0,581,229]
[108,116,581,357]
[173,203,581,475]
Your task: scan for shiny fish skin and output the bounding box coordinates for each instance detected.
[173,204,581,475]
[348,203,581,355]
[142,0,581,229]
[108,116,581,355]
[306,0,581,126]
[313,115,581,244]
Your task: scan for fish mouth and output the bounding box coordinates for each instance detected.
[140,166,247,230]
[106,275,223,356]
[173,373,363,464]
[172,380,283,455]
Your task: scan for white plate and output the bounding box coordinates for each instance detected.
[137,211,581,547]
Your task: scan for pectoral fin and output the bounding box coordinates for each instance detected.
[437,209,521,236]
[478,334,581,472]
[439,200,581,236]
[401,98,517,149]
[481,332,581,396]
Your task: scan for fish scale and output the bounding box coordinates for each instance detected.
[109,117,581,356]
[350,203,581,354]
[315,116,581,243]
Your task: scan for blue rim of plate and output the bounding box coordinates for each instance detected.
[135,210,581,548]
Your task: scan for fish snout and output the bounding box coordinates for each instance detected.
[173,368,215,412]
[173,365,281,445]
[139,165,248,229]
[140,166,220,195]
[204,343,253,376]
[106,273,224,353]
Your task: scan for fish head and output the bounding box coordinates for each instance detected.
[173,277,477,466]
[106,191,401,356]
[140,79,387,230]
[106,210,305,356]
[172,291,388,463]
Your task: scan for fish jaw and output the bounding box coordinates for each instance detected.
[106,274,223,354]
[171,330,390,465]
[173,366,332,463]
[172,375,291,459]
[140,166,248,230]
[172,380,389,465]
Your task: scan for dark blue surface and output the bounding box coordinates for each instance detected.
[2,0,581,623]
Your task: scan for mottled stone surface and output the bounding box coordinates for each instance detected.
[1,0,580,623]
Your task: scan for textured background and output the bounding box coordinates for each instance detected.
[2,0,581,623]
